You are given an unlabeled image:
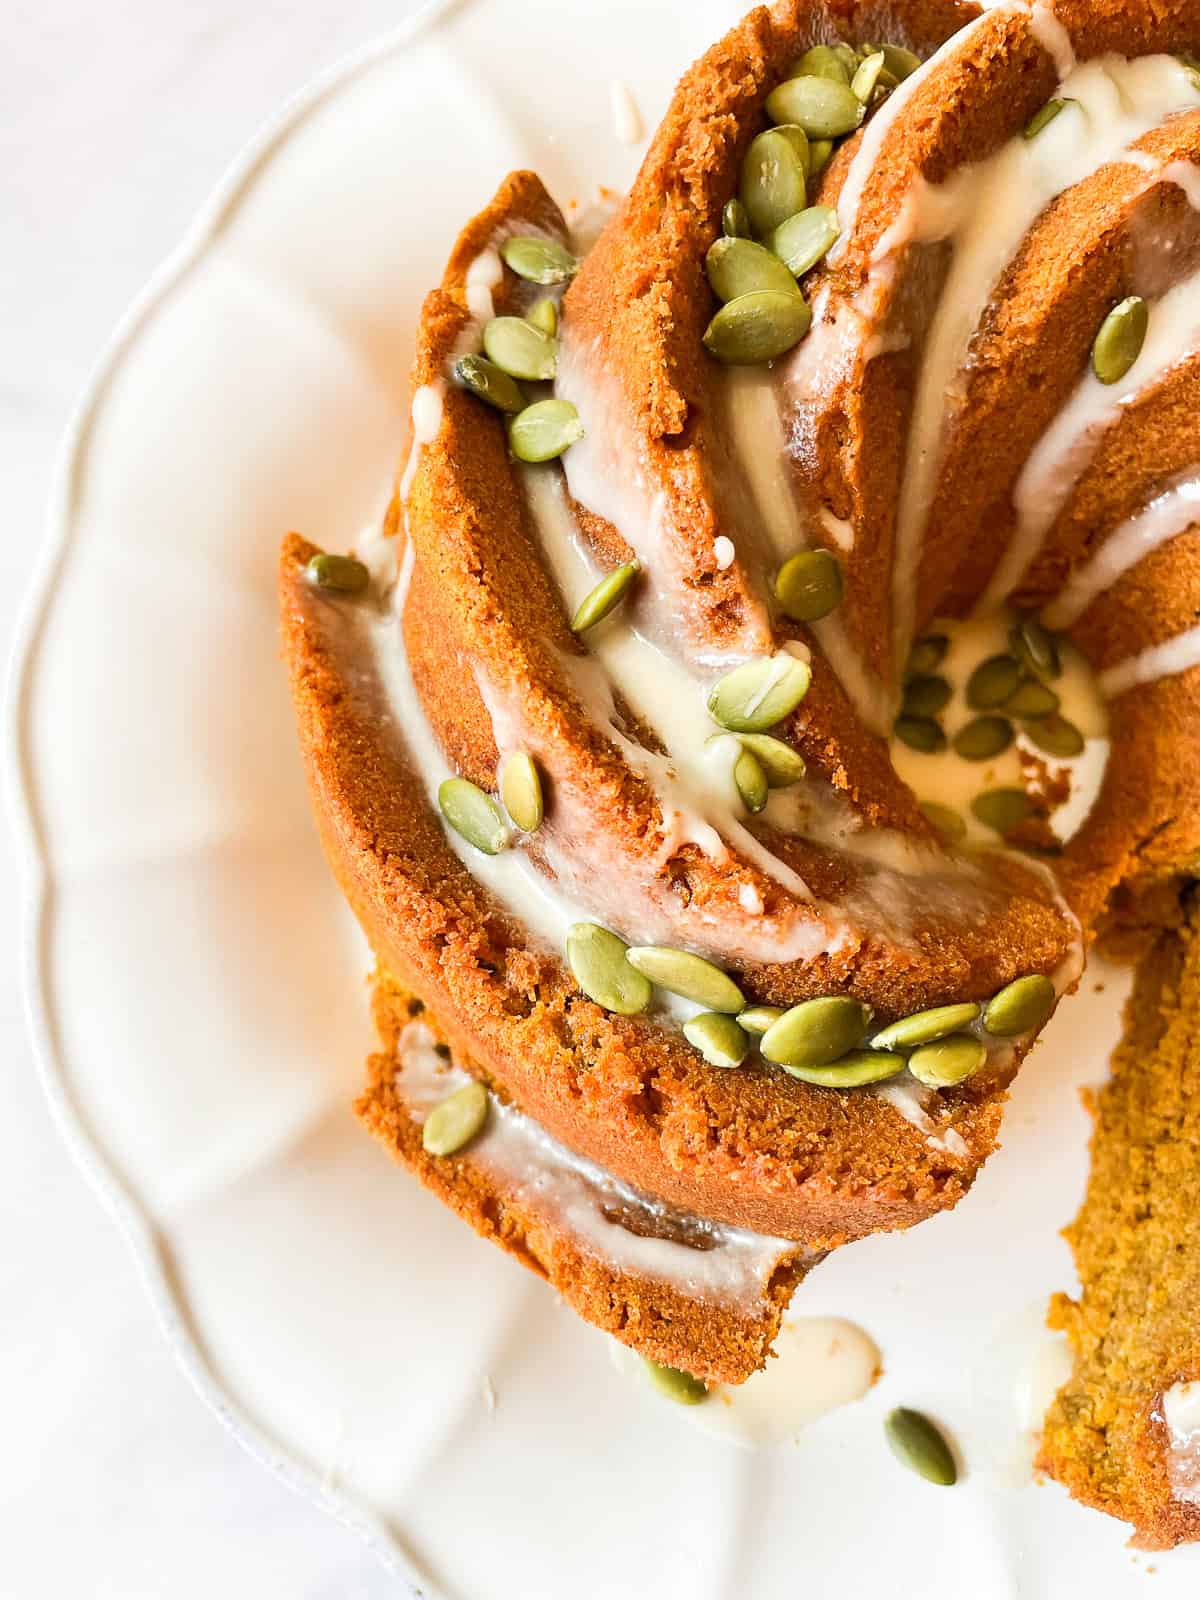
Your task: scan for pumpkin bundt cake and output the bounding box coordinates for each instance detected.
[280,0,1200,1427]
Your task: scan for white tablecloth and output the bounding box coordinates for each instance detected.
[4,4,424,1593]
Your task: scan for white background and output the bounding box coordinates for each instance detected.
[3,4,423,1594]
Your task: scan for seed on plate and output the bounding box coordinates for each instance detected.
[984,973,1055,1037]
[971,787,1031,835]
[953,715,1013,761]
[1003,678,1060,718]
[438,778,508,855]
[906,634,949,677]
[707,654,813,732]
[885,1408,958,1486]
[966,654,1021,710]
[901,674,952,718]
[570,561,640,632]
[1024,714,1085,758]
[893,715,946,754]
[1009,618,1062,680]
[625,946,745,1013]
[453,353,526,414]
[305,552,370,595]
[422,1081,489,1156]
[566,923,652,1015]
[501,235,577,284]
[684,1012,751,1068]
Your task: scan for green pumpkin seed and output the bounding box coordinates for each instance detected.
[707,653,812,732]
[703,289,812,364]
[880,43,922,81]
[733,746,769,814]
[1024,713,1085,758]
[766,75,865,138]
[767,206,841,278]
[779,1048,906,1087]
[453,353,526,414]
[508,398,585,462]
[919,801,967,843]
[527,297,558,336]
[1092,295,1148,385]
[966,654,1022,710]
[885,1408,958,1486]
[644,1360,708,1405]
[832,43,860,76]
[722,197,752,238]
[984,973,1055,1037]
[438,778,507,855]
[1009,618,1061,679]
[626,947,745,1013]
[483,315,558,381]
[736,733,806,787]
[499,751,543,832]
[906,634,949,677]
[953,715,1013,761]
[501,235,577,285]
[971,787,1031,834]
[871,1003,982,1052]
[909,1032,986,1087]
[570,561,640,632]
[739,128,809,236]
[773,123,813,172]
[893,715,946,754]
[738,1004,785,1035]
[787,44,851,84]
[305,552,370,594]
[760,996,871,1069]
[566,923,652,1015]
[684,1012,750,1068]
[902,674,952,718]
[808,138,834,175]
[422,1080,489,1156]
[1024,96,1074,139]
[706,236,803,303]
[1003,678,1060,718]
[851,51,886,104]
[774,547,843,621]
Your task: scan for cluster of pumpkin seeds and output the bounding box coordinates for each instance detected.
[705,651,812,814]
[437,751,546,855]
[452,236,585,462]
[704,40,921,365]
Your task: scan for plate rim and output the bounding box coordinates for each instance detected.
[3,3,465,1586]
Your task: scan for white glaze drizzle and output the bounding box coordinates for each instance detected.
[464,248,504,321]
[874,1077,970,1157]
[1160,1380,1200,1504]
[610,80,644,145]
[1028,1,1076,78]
[397,1020,795,1302]
[1098,625,1200,699]
[1042,471,1200,629]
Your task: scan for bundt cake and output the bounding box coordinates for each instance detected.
[280,0,1200,1430]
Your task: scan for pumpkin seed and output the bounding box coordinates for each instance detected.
[1024,713,1085,758]
[984,973,1055,1036]
[1092,295,1148,385]
[808,138,834,175]
[527,297,558,336]
[422,1080,489,1156]
[305,552,370,594]
[508,398,585,462]
[920,801,967,843]
[684,1012,750,1068]
[706,236,803,303]
[966,654,1022,710]
[438,778,507,855]
[453,353,526,414]
[1009,618,1061,679]
[773,124,813,172]
[1003,678,1060,718]
[499,751,543,832]
[971,787,1031,834]
[733,746,769,813]
[501,235,577,285]
[901,674,952,718]
[885,1408,958,1486]
[707,653,812,732]
[767,206,841,278]
[767,75,866,138]
[760,996,872,1068]
[483,315,558,381]
[566,923,652,1015]
[736,733,807,786]
[722,197,752,238]
[774,547,843,621]
[953,715,1013,761]
[626,946,745,1013]
[644,1360,708,1405]
[787,44,851,84]
[832,43,860,77]
[880,43,922,81]
[893,715,946,754]
[906,634,949,677]
[570,561,640,632]
[909,1032,986,1087]
[779,1048,906,1087]
[871,1003,982,1052]
[851,51,887,104]
[739,128,809,236]
[703,289,812,364]
[738,1004,785,1035]
[1024,96,1074,139]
